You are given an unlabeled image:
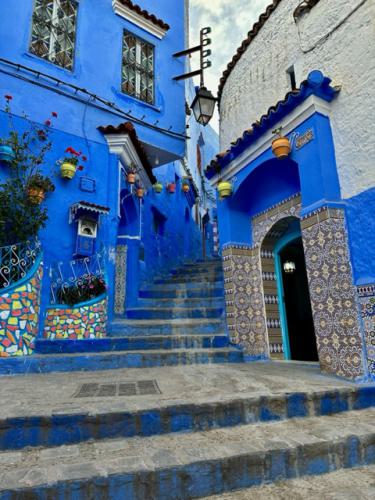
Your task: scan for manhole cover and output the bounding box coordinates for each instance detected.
[74,380,161,398]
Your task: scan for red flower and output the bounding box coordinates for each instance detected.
[52,112,58,118]
[45,119,51,126]
[82,156,87,161]
[4,95,12,101]
[77,165,84,171]
[65,147,74,153]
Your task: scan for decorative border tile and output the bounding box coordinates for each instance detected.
[357,284,375,377]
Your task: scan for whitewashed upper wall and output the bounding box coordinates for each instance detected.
[219,0,375,199]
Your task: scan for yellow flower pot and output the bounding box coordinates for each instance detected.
[272,136,291,159]
[217,181,232,199]
[61,162,77,179]
[27,187,45,205]
[182,184,190,193]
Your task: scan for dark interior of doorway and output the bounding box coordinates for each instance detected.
[280,237,318,362]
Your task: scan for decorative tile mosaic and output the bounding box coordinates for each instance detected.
[44,298,107,340]
[115,245,127,315]
[357,284,375,377]
[301,207,364,379]
[0,261,43,357]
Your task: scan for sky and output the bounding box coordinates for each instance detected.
[189,0,271,131]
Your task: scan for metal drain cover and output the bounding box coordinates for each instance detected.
[74,380,161,398]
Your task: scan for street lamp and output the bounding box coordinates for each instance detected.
[191,86,217,126]
[173,27,216,126]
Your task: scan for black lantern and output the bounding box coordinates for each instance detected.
[191,86,216,126]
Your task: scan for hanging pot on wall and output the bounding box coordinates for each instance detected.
[127,172,136,184]
[27,187,45,205]
[153,182,163,194]
[182,183,190,193]
[0,145,15,163]
[167,182,176,193]
[272,136,291,159]
[136,187,144,198]
[217,180,233,199]
[61,162,77,179]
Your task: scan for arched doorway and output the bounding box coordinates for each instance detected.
[261,216,318,362]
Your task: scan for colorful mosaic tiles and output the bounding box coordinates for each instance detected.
[0,261,42,357]
[357,284,375,377]
[221,194,367,380]
[301,207,364,380]
[44,297,107,340]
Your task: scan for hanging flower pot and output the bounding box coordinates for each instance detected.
[167,182,176,194]
[61,162,77,179]
[182,183,190,193]
[0,145,15,163]
[217,180,233,199]
[127,172,136,184]
[153,182,163,194]
[27,187,45,205]
[27,174,55,205]
[136,187,144,198]
[271,127,291,159]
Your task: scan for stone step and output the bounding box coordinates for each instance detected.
[0,348,244,375]
[35,334,230,354]
[137,297,224,308]
[139,287,224,299]
[154,276,223,284]
[1,408,374,496]
[126,306,224,320]
[0,384,373,451]
[201,465,375,499]
[109,318,225,336]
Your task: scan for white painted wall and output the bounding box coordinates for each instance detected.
[219,0,375,199]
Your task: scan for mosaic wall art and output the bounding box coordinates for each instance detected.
[44,297,107,340]
[301,207,365,379]
[222,244,268,358]
[357,284,375,377]
[0,261,43,356]
[114,245,127,315]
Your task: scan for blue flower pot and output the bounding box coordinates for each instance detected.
[0,145,15,163]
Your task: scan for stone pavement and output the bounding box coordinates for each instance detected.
[0,361,357,419]
[203,465,375,499]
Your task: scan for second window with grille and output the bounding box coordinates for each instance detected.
[122,32,154,105]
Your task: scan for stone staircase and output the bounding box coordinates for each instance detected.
[0,259,243,375]
[0,366,374,496]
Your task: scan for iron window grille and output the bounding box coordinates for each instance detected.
[30,0,78,70]
[122,31,154,105]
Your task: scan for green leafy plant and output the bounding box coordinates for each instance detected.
[0,95,56,246]
[28,173,55,193]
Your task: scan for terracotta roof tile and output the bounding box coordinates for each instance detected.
[98,121,156,184]
[217,0,322,104]
[117,0,170,32]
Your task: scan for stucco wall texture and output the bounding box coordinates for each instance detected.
[219,0,375,199]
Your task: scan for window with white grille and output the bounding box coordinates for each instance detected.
[122,32,154,105]
[30,0,78,70]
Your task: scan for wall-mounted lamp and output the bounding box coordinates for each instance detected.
[283,261,296,274]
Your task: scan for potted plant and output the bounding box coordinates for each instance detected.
[0,141,15,163]
[167,182,176,194]
[127,165,136,184]
[271,127,291,159]
[217,180,233,199]
[182,180,190,193]
[27,174,55,204]
[136,185,144,198]
[153,181,163,194]
[60,147,81,179]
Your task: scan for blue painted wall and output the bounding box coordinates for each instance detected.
[0,0,220,327]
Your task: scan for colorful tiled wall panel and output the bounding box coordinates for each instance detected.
[357,284,375,377]
[301,207,365,380]
[0,261,43,357]
[44,297,107,340]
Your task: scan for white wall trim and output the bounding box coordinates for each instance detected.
[210,95,332,186]
[104,133,153,189]
[112,0,168,39]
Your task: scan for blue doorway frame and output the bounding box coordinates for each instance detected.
[273,229,302,360]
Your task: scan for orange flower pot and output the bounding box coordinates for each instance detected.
[127,173,136,184]
[136,188,144,198]
[182,184,190,193]
[168,183,176,193]
[27,187,45,205]
[272,136,291,159]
